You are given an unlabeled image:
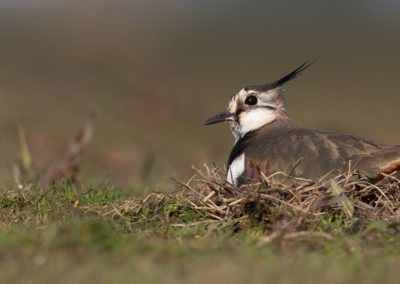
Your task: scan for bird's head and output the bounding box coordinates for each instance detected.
[205,62,312,141]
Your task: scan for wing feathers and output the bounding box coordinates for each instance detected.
[230,125,390,184]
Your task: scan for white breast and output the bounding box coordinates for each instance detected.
[227,153,245,185]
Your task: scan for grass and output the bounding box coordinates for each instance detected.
[1,167,400,283]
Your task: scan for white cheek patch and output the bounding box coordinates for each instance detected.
[240,108,276,135]
[228,99,237,113]
[228,89,247,113]
[227,153,245,185]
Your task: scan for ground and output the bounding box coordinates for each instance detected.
[1,170,400,284]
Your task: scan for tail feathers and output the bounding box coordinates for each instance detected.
[355,145,400,180]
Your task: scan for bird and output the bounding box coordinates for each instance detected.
[204,62,400,186]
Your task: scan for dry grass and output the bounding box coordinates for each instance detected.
[145,164,400,243]
[175,165,400,219]
[13,114,95,188]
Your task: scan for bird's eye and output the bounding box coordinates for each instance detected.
[245,95,258,105]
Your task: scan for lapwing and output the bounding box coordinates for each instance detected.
[205,62,400,185]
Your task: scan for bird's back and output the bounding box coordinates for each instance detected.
[228,121,396,183]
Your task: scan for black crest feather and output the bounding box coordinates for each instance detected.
[248,61,314,92]
[271,61,314,88]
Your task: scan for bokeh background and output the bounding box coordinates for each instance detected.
[1,0,400,188]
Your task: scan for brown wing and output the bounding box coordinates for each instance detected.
[236,125,385,181]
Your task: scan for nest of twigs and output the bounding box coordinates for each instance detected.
[170,165,400,230]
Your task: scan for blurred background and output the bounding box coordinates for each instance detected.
[0,0,399,188]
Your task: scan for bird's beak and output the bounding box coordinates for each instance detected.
[204,111,233,125]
